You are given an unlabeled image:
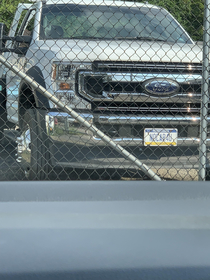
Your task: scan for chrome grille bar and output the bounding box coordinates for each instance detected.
[93,61,203,72]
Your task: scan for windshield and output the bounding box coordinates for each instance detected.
[40,4,192,43]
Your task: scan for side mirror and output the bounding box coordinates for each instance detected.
[0,23,6,49]
[15,35,32,44]
[0,24,31,55]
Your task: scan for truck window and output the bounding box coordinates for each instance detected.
[40,4,192,43]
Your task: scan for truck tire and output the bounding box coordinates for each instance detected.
[17,109,51,180]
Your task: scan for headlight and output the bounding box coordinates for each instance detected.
[52,63,76,90]
[52,63,75,81]
[52,62,92,81]
[51,62,92,110]
[52,62,91,91]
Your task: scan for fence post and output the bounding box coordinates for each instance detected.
[199,0,210,181]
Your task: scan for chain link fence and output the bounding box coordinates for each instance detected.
[0,0,208,181]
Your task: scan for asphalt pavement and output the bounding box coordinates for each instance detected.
[0,132,198,181]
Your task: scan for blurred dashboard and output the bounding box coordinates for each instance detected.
[0,181,210,280]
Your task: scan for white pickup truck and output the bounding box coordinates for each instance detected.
[0,0,206,179]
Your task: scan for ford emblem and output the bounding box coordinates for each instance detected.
[143,78,179,96]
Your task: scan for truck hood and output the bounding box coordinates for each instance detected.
[38,39,203,64]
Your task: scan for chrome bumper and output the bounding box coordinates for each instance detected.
[47,111,210,144]
[46,111,210,169]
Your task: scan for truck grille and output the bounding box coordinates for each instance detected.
[77,61,203,115]
[92,102,201,115]
[92,61,202,74]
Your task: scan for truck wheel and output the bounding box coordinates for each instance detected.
[17,109,50,180]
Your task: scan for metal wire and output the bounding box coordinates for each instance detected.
[0,0,207,181]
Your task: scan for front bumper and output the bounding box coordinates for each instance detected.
[46,111,210,170]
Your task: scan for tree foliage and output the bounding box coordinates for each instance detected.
[0,0,204,41]
[147,0,204,41]
[0,0,31,31]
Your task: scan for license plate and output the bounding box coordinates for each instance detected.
[144,128,178,146]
